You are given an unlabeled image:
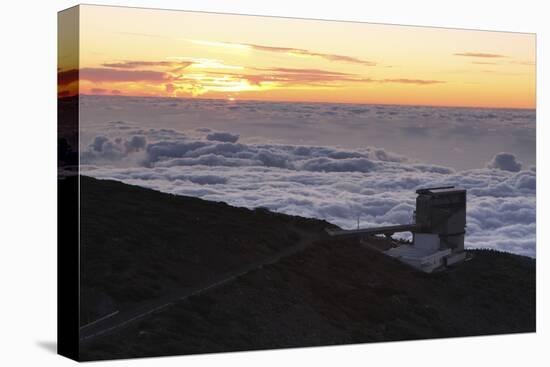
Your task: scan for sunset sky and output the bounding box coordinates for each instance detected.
[59,5,536,108]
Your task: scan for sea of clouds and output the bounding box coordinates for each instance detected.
[79,96,536,257]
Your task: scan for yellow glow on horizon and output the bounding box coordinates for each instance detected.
[75,5,536,109]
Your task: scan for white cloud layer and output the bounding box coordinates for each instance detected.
[79,116,536,258]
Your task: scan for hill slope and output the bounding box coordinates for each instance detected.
[74,176,332,327]
[73,176,535,361]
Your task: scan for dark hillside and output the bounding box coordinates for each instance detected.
[82,241,535,360]
[75,176,333,326]
[73,177,535,361]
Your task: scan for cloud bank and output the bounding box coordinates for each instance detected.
[206,132,240,143]
[78,108,536,257]
[79,96,535,171]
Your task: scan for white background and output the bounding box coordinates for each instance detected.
[0,0,547,365]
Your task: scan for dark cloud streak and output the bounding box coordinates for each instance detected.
[206,69,443,87]
[230,41,376,66]
[378,78,445,85]
[102,60,193,70]
[80,68,169,83]
[454,52,507,58]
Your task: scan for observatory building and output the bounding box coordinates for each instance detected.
[327,186,467,273]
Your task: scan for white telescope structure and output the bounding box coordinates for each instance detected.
[327,186,467,273]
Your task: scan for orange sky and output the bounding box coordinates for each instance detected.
[58,5,536,109]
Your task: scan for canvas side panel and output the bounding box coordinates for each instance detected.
[57,5,80,361]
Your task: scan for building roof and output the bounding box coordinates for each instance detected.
[416,186,466,196]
